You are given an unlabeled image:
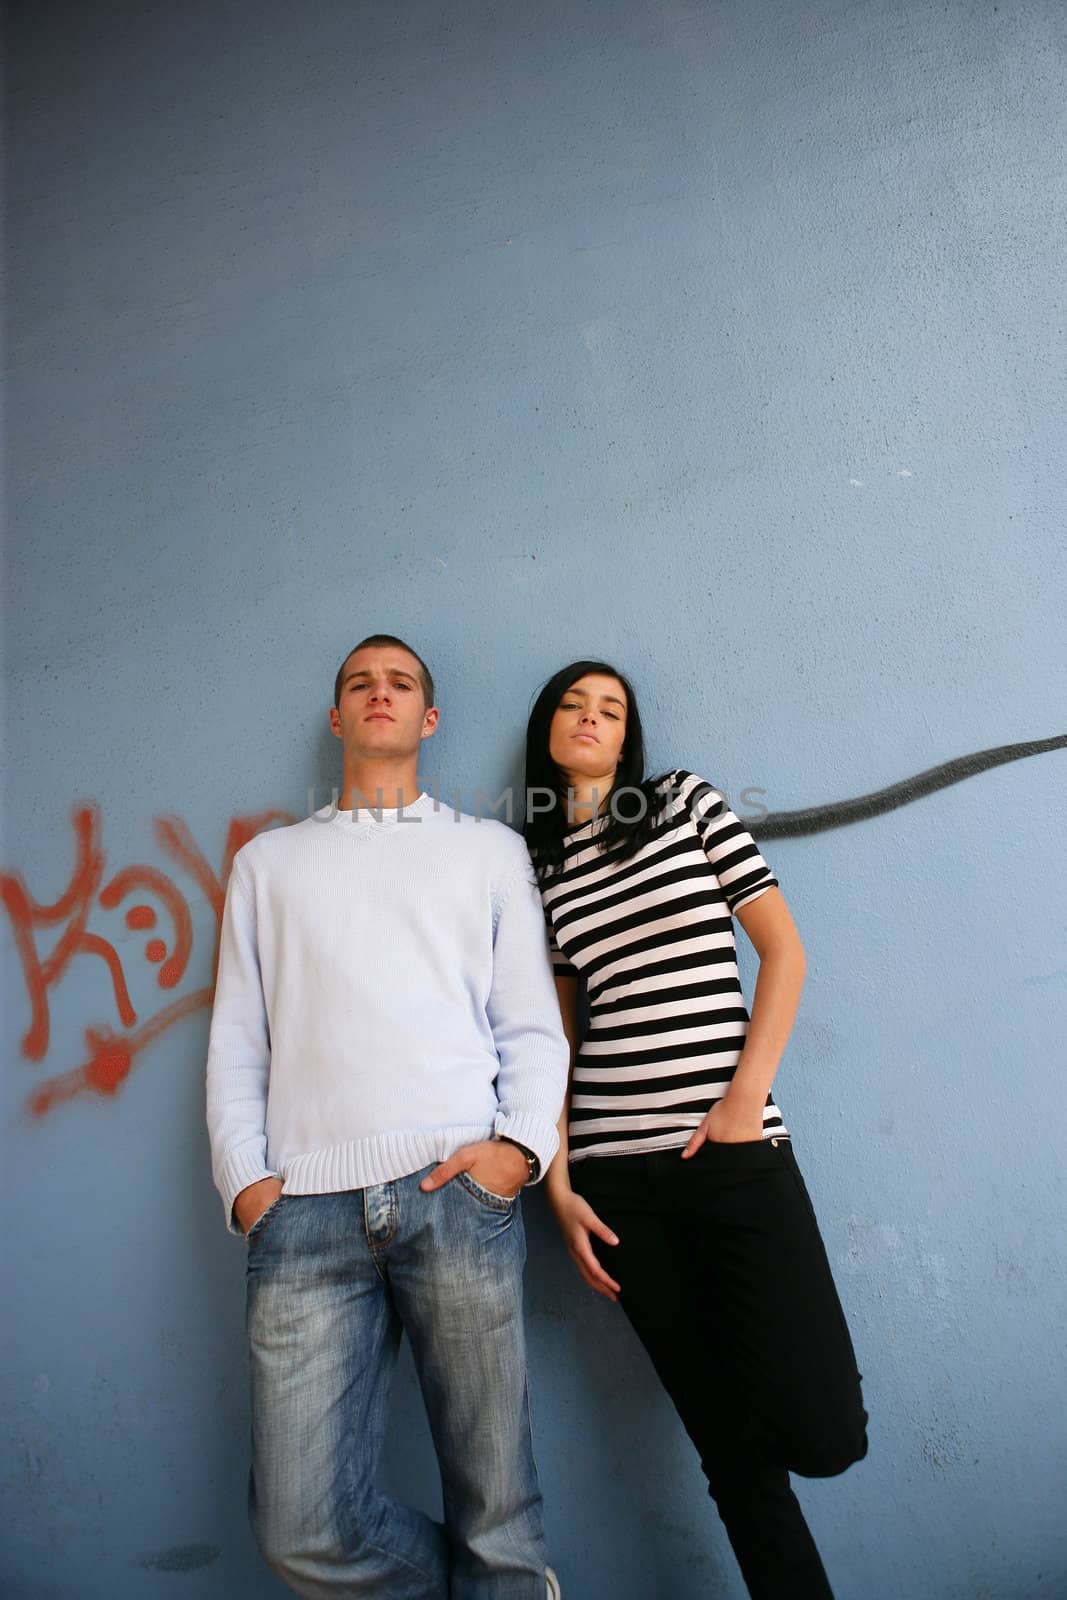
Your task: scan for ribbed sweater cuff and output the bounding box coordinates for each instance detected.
[218,1146,281,1235]
[493,1110,560,1185]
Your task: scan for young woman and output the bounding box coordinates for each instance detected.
[524,660,868,1600]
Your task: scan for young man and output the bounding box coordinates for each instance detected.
[206,635,569,1600]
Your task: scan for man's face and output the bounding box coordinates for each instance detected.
[329,646,438,762]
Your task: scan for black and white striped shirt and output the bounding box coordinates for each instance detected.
[541,770,788,1161]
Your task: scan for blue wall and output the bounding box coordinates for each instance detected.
[5,2,1065,1595]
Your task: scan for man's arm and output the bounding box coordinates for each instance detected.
[483,855,571,1178]
[205,856,280,1233]
[421,849,570,1197]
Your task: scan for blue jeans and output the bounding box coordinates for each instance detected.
[245,1168,547,1599]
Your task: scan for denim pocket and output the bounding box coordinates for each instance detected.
[245,1194,286,1245]
[456,1171,519,1212]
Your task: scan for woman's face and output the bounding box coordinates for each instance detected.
[548,673,628,789]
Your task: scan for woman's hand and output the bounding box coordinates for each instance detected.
[682,1094,765,1157]
[550,1189,622,1301]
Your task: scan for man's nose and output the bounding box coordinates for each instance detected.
[369,684,391,701]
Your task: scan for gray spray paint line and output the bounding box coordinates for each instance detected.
[751,735,1067,840]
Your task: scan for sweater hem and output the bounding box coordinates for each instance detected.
[277,1124,497,1200]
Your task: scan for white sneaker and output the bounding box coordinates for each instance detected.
[546,1566,562,1599]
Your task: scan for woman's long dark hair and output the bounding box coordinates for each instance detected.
[523,660,665,883]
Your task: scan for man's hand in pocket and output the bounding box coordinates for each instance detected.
[234,1176,284,1235]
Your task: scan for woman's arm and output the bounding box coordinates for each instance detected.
[544,977,580,1202]
[683,886,806,1154]
[546,976,622,1300]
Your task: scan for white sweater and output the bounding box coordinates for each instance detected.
[205,793,569,1231]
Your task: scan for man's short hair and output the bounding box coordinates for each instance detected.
[334,635,435,709]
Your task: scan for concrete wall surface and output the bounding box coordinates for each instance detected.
[4,1,1065,1596]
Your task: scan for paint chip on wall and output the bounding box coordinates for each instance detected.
[140,1543,222,1573]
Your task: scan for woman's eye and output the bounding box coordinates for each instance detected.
[603,711,619,720]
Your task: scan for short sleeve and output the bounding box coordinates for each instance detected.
[680,772,779,915]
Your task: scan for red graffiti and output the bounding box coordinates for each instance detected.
[1,803,294,1116]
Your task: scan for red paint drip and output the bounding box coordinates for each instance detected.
[84,1034,133,1096]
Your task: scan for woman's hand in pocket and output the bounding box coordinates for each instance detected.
[551,1189,622,1302]
[682,1094,765,1156]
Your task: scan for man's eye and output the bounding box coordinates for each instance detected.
[395,681,412,690]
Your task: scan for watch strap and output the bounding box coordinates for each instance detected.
[496,1135,540,1184]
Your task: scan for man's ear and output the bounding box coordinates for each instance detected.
[329,705,343,739]
[421,706,440,739]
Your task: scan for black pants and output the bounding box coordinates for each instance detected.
[571,1137,868,1600]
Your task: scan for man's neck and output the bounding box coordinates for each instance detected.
[339,761,422,813]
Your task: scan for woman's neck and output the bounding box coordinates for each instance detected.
[563,773,615,828]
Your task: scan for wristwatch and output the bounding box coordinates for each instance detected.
[496,1136,541,1184]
